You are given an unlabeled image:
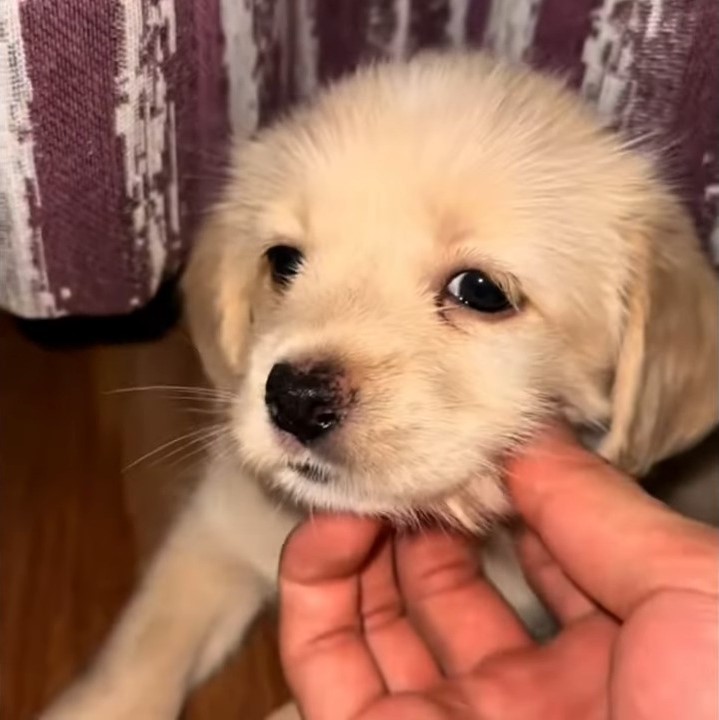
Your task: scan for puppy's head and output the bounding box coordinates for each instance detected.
[184,54,718,529]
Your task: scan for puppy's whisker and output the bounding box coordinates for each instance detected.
[180,405,233,416]
[161,430,234,472]
[124,424,227,472]
[108,385,236,400]
[148,427,231,470]
[167,397,235,407]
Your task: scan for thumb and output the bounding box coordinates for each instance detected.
[505,426,718,618]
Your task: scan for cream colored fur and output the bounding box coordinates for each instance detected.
[42,52,718,720]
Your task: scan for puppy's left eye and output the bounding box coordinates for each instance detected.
[266,245,303,286]
[445,271,512,314]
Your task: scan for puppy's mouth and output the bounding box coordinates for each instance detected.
[287,460,333,484]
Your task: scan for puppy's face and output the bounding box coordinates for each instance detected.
[185,55,718,529]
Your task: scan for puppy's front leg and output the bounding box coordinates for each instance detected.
[41,457,296,720]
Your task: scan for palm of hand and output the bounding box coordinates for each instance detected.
[281,520,716,720]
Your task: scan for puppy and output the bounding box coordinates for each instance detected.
[42,52,718,720]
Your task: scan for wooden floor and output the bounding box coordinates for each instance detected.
[0,312,288,720]
[2,303,716,720]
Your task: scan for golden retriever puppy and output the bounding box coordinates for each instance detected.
[42,52,718,720]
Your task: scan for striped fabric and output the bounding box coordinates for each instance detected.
[0,0,717,318]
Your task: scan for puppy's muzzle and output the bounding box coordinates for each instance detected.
[265,361,349,445]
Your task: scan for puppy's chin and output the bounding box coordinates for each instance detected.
[231,380,514,532]
[263,461,512,533]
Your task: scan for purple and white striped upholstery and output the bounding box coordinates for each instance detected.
[1,0,717,318]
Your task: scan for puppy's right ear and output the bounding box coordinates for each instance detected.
[182,212,257,390]
[599,202,719,476]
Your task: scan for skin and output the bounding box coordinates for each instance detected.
[278,426,719,720]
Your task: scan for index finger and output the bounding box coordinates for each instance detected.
[506,426,719,618]
[278,514,386,720]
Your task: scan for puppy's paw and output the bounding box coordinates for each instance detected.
[265,702,301,720]
[39,675,180,720]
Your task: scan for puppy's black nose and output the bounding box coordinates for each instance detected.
[265,362,344,444]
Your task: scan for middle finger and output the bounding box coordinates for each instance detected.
[359,536,442,691]
[397,528,531,675]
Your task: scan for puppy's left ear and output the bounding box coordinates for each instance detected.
[600,202,719,476]
[182,211,258,390]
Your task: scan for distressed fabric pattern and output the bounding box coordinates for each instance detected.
[0,0,717,318]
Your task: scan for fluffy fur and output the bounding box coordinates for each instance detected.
[42,53,718,720]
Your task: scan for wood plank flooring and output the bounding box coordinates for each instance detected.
[0,312,288,720]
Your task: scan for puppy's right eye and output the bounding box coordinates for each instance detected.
[266,245,303,286]
[445,270,513,314]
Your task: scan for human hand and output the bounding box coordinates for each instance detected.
[278,427,718,720]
